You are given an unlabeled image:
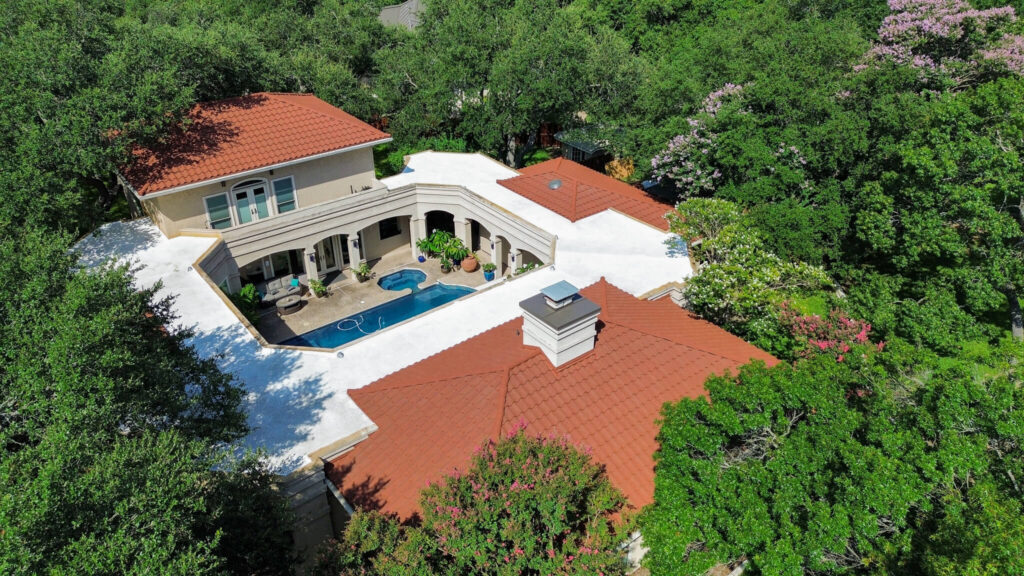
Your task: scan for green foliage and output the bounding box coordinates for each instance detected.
[643,338,1024,575]
[375,135,469,177]
[310,278,328,298]
[482,262,497,273]
[672,199,830,356]
[354,262,373,280]
[315,430,627,575]
[514,262,540,276]
[228,283,261,326]
[0,230,293,574]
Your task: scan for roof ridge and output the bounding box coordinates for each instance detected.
[493,367,512,439]
[601,318,747,365]
[267,92,360,127]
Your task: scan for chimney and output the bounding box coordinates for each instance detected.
[519,281,601,367]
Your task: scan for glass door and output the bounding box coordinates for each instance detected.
[316,236,339,274]
[233,184,270,225]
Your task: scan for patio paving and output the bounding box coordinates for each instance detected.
[259,253,490,344]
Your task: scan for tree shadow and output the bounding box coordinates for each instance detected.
[324,458,392,513]
[184,319,341,472]
[75,219,165,268]
[663,235,689,258]
[120,94,270,190]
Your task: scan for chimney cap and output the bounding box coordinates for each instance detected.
[519,292,600,332]
[540,280,579,303]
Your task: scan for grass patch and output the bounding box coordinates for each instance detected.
[789,293,829,317]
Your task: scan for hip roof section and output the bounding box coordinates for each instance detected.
[498,158,673,231]
[122,93,391,196]
[328,279,775,519]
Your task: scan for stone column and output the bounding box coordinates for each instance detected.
[510,248,521,273]
[410,216,427,258]
[348,234,363,264]
[492,236,504,276]
[303,247,319,296]
[454,219,471,249]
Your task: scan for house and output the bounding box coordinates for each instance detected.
[378,0,425,29]
[324,278,776,520]
[117,93,561,297]
[103,92,718,566]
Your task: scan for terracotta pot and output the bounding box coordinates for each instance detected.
[461,256,479,272]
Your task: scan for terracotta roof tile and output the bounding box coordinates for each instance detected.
[327,280,775,519]
[498,158,673,231]
[122,93,390,196]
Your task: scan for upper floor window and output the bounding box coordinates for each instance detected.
[273,177,297,213]
[204,193,233,229]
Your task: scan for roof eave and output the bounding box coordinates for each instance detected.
[133,136,393,199]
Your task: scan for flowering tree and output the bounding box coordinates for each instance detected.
[857,0,1024,83]
[315,429,627,576]
[779,303,878,360]
[649,85,746,198]
[671,199,830,356]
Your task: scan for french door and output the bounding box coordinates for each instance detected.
[234,184,270,225]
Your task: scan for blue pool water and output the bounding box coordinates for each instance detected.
[282,283,475,348]
[377,269,427,292]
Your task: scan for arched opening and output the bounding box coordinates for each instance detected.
[238,249,304,286]
[361,215,412,264]
[493,235,511,275]
[425,210,455,237]
[518,249,543,269]
[469,219,491,256]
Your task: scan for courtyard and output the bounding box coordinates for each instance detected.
[258,250,492,346]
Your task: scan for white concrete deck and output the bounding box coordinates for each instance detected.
[75,153,690,472]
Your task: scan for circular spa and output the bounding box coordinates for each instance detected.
[377,268,427,292]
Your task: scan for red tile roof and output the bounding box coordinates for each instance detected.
[498,158,673,231]
[327,280,775,519]
[122,93,390,196]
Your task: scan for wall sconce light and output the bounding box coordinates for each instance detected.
[221,181,226,187]
[510,253,516,262]
[308,251,316,263]
[490,241,495,250]
[269,169,274,175]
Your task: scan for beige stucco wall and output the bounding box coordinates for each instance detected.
[361,217,412,262]
[141,147,376,238]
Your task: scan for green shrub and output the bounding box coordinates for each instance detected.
[309,278,328,298]
[227,283,260,326]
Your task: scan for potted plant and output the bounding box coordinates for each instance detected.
[482,262,496,281]
[443,237,469,269]
[462,251,479,272]
[440,257,453,273]
[309,278,329,298]
[415,236,432,262]
[354,262,373,282]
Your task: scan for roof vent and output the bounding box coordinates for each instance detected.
[520,281,601,367]
[548,179,562,190]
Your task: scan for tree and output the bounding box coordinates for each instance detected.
[0,230,294,574]
[315,429,628,575]
[642,337,1024,575]
[671,199,830,356]
[374,0,639,167]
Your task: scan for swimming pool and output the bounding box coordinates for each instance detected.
[377,269,427,292]
[281,283,475,348]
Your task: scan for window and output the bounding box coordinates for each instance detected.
[378,217,401,240]
[204,193,232,229]
[273,177,296,214]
